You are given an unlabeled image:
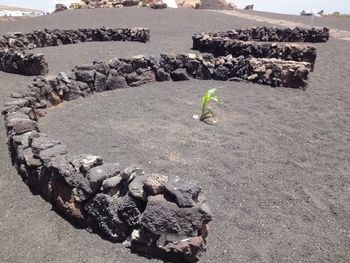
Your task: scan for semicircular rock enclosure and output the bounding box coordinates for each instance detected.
[1,25,329,262]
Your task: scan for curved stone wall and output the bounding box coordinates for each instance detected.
[0,27,150,76]
[2,25,329,262]
[2,54,215,263]
[192,35,317,70]
[197,26,330,43]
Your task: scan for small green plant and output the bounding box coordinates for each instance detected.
[200,88,222,122]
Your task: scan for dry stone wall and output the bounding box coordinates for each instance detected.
[1,50,314,259]
[1,25,330,262]
[2,56,215,262]
[0,27,150,76]
[192,35,317,70]
[201,26,330,43]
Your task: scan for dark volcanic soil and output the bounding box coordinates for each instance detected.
[1,7,350,263]
[238,9,350,31]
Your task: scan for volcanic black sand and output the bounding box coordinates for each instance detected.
[1,7,350,263]
[237,9,350,31]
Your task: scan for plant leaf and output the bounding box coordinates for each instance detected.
[210,95,223,104]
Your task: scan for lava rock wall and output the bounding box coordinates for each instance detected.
[0,50,48,76]
[2,55,214,261]
[192,35,317,70]
[0,27,150,76]
[200,26,330,43]
[2,54,311,116]
[1,51,313,258]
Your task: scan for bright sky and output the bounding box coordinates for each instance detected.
[1,0,350,14]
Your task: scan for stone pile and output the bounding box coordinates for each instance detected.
[0,50,48,76]
[192,35,317,70]
[0,27,150,76]
[199,26,330,43]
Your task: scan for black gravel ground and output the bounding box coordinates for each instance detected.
[0,7,350,263]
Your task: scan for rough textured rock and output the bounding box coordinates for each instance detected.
[141,195,212,237]
[144,174,168,195]
[54,3,68,12]
[86,163,121,194]
[165,175,201,207]
[5,112,38,135]
[155,68,171,81]
[46,154,105,219]
[106,70,128,90]
[162,236,207,262]
[118,193,142,227]
[85,193,130,241]
[171,68,190,81]
[75,68,96,83]
[150,2,167,9]
[0,50,49,76]
[128,173,150,201]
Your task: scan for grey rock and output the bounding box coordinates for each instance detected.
[141,195,212,237]
[38,144,68,162]
[118,193,141,227]
[102,175,123,191]
[120,165,143,182]
[23,148,41,167]
[195,65,212,80]
[30,133,61,156]
[94,72,107,92]
[85,193,130,242]
[106,74,128,90]
[155,68,170,81]
[12,131,34,148]
[117,62,134,74]
[47,154,84,187]
[127,69,155,87]
[77,81,90,91]
[70,154,103,172]
[170,68,190,81]
[165,176,201,207]
[213,65,230,80]
[64,80,81,101]
[58,72,71,83]
[75,69,95,83]
[128,173,149,201]
[186,59,201,75]
[5,114,38,135]
[132,59,148,69]
[86,163,121,195]
[94,61,110,76]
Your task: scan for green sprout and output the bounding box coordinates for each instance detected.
[200,88,223,122]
